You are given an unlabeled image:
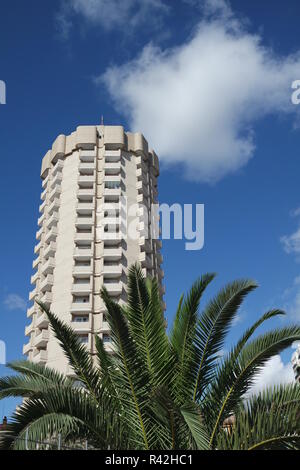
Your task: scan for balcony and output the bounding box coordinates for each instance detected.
[38,213,45,227]
[49,186,61,202]
[29,288,37,302]
[23,342,33,355]
[71,301,92,313]
[40,275,54,293]
[25,322,34,337]
[158,268,165,279]
[103,247,122,261]
[79,162,96,172]
[155,239,163,249]
[50,172,62,189]
[140,252,153,269]
[71,318,91,333]
[78,175,95,186]
[46,212,59,230]
[31,271,39,285]
[104,161,121,175]
[103,281,122,296]
[36,227,43,241]
[75,231,93,243]
[77,188,95,198]
[52,160,64,176]
[27,305,35,318]
[34,241,42,255]
[44,227,58,244]
[160,285,166,296]
[75,216,93,228]
[103,216,120,227]
[42,174,49,189]
[73,264,93,276]
[44,242,56,258]
[100,320,110,332]
[40,292,52,308]
[36,312,49,329]
[33,349,47,364]
[139,237,153,253]
[137,181,149,197]
[103,264,122,278]
[157,253,163,265]
[41,187,47,201]
[41,257,55,275]
[137,193,148,205]
[32,256,40,270]
[39,199,47,213]
[74,247,93,260]
[34,329,49,348]
[72,282,92,295]
[77,202,95,214]
[48,198,60,215]
[80,150,96,162]
[104,187,121,199]
[104,150,121,162]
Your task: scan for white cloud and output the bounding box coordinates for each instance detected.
[57,0,168,37]
[100,0,300,182]
[248,355,295,397]
[281,227,300,255]
[3,294,27,312]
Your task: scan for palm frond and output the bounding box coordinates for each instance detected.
[193,279,258,401]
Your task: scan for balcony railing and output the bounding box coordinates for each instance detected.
[34,329,49,348]
[36,312,49,329]
[25,322,34,337]
[40,292,52,308]
[39,199,47,213]
[29,288,37,302]
[75,231,94,243]
[70,301,92,313]
[103,264,122,277]
[73,264,93,275]
[27,305,35,318]
[74,247,93,260]
[71,283,92,295]
[44,227,58,244]
[103,281,122,296]
[34,241,42,255]
[103,247,122,260]
[23,342,33,355]
[40,275,54,293]
[33,349,48,364]
[41,258,55,275]
[77,188,95,198]
[30,271,39,285]
[46,213,59,230]
[48,198,60,215]
[44,242,57,258]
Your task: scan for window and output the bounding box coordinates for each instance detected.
[73,296,89,304]
[75,260,90,267]
[103,334,111,343]
[78,335,89,344]
[72,315,89,323]
[74,277,90,284]
[105,181,120,190]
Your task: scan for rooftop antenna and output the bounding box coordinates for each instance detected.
[101,115,104,126]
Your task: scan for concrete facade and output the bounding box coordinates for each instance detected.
[292,345,300,383]
[24,125,165,374]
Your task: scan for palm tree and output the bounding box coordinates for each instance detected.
[1,265,300,450]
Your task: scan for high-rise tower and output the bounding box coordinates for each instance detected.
[292,344,300,383]
[23,125,165,374]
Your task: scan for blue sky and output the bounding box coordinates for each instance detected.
[1,0,300,416]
